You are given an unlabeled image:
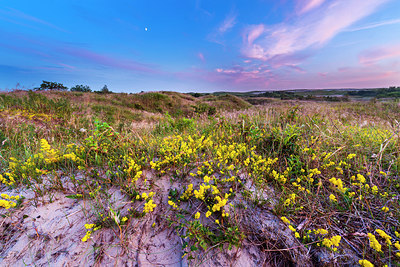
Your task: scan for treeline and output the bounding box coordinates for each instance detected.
[34,81,112,94]
[346,87,400,98]
[249,91,350,102]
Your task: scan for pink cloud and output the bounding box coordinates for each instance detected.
[198,52,205,62]
[0,8,67,32]
[246,24,265,45]
[56,63,76,69]
[346,18,400,32]
[218,13,237,33]
[243,0,389,62]
[207,11,237,45]
[297,0,326,14]
[60,47,159,74]
[359,44,400,65]
[286,64,306,73]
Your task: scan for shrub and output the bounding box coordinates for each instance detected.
[71,85,92,92]
[35,81,68,91]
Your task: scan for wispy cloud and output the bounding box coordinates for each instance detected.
[218,12,237,33]
[345,18,400,32]
[195,0,212,17]
[297,0,326,14]
[243,0,390,63]
[198,52,205,62]
[59,47,160,74]
[0,7,67,32]
[359,44,400,65]
[208,11,237,45]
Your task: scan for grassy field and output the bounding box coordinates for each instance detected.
[0,90,400,266]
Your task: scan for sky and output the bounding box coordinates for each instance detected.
[0,0,400,92]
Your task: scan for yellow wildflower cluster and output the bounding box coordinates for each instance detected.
[40,139,60,164]
[371,185,378,194]
[0,198,16,209]
[329,194,337,202]
[375,229,392,246]
[314,228,329,235]
[168,200,179,210]
[329,177,347,193]
[321,235,341,251]
[281,216,291,224]
[180,184,194,200]
[367,233,382,252]
[358,259,374,267]
[194,183,210,200]
[82,223,102,242]
[356,174,366,184]
[150,135,212,172]
[124,156,142,183]
[211,195,228,212]
[284,193,296,206]
[143,199,156,213]
[347,153,356,160]
[0,193,20,209]
[0,173,15,186]
[281,216,300,238]
[394,241,400,258]
[271,169,287,184]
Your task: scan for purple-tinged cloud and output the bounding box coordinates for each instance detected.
[207,11,237,45]
[297,0,326,14]
[243,0,390,63]
[218,12,237,33]
[346,18,400,32]
[0,7,67,32]
[59,47,160,74]
[359,44,400,65]
[198,52,205,62]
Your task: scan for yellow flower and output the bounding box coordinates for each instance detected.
[194,212,200,219]
[347,154,356,160]
[367,233,382,252]
[81,231,92,242]
[395,231,400,238]
[371,186,378,194]
[376,229,392,246]
[281,216,291,224]
[84,224,96,229]
[381,206,389,212]
[314,229,329,235]
[331,235,341,247]
[205,211,212,217]
[329,194,337,202]
[358,259,374,267]
[143,199,156,213]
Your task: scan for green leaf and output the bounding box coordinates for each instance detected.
[65,194,83,199]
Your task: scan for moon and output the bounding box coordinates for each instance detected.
[145,27,148,31]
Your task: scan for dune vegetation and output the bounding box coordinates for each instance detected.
[0,90,399,266]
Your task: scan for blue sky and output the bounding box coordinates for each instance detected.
[0,0,400,92]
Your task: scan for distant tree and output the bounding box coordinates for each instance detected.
[35,81,68,91]
[70,84,92,92]
[94,85,112,94]
[101,85,111,94]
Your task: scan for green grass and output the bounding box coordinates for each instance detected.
[0,90,399,266]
